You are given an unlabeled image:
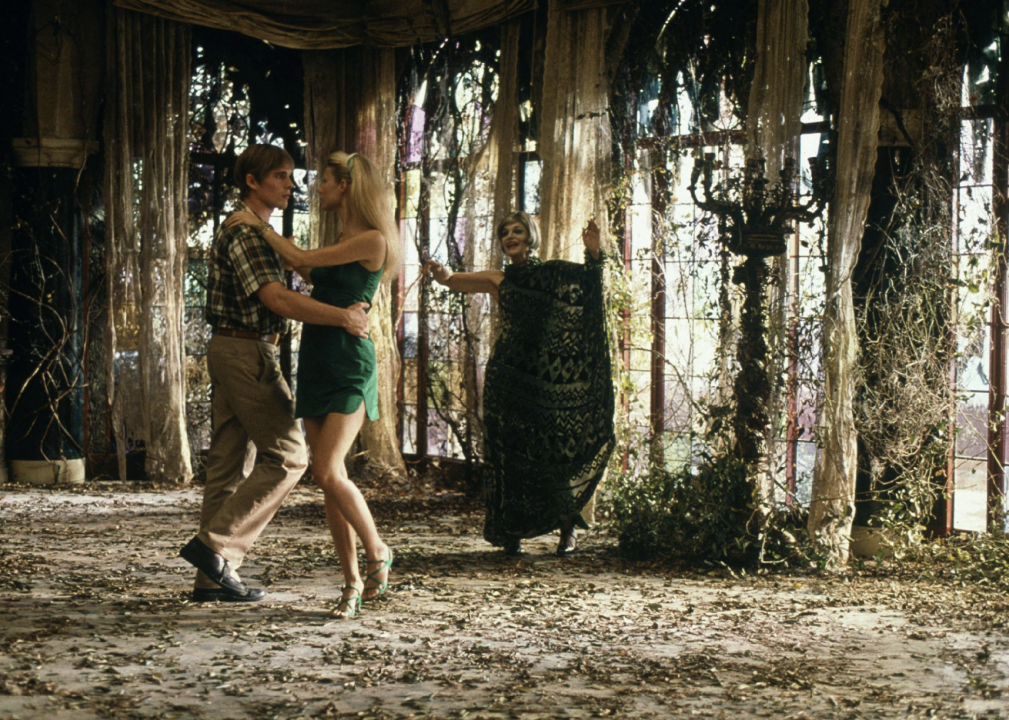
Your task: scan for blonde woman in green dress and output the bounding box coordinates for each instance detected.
[225,151,398,618]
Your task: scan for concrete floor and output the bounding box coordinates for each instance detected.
[1,484,1007,719]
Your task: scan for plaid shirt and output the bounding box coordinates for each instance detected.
[205,201,290,334]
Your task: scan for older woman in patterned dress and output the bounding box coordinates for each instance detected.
[425,212,614,557]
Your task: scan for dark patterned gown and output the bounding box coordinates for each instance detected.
[482,252,615,547]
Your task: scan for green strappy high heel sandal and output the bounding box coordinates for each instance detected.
[331,585,363,619]
[362,549,394,602]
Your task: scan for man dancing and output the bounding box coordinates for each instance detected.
[179,144,369,602]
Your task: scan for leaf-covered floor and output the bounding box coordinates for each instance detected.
[1,484,1007,719]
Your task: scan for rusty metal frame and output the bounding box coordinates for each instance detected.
[986,98,1009,533]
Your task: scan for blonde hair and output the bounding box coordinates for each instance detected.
[496,211,541,253]
[325,151,400,281]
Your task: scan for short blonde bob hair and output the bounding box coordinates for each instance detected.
[496,211,540,253]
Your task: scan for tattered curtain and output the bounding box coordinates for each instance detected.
[538,4,613,262]
[745,0,809,509]
[104,8,193,482]
[809,0,887,566]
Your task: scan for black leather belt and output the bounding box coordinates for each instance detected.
[214,328,281,345]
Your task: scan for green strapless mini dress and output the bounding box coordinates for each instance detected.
[295,261,382,420]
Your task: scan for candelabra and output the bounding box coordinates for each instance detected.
[687,150,827,469]
[688,152,826,257]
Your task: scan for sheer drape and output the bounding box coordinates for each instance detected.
[538,5,613,262]
[489,21,521,261]
[745,0,810,509]
[303,48,405,477]
[809,0,886,566]
[747,0,808,179]
[475,19,522,420]
[452,21,523,444]
[104,8,193,482]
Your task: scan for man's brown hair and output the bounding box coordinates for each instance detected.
[234,144,294,198]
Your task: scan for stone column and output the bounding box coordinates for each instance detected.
[6,0,103,485]
[7,160,89,485]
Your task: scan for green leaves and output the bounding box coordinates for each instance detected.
[606,455,758,564]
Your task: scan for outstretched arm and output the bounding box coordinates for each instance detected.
[225,210,385,270]
[424,259,504,297]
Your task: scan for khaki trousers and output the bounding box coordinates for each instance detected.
[195,335,308,588]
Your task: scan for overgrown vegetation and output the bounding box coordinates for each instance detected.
[608,455,752,562]
[396,30,503,488]
[602,0,803,566]
[602,0,1004,567]
[851,5,986,537]
[899,532,1009,593]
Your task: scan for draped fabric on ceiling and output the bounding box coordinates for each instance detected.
[104,8,193,482]
[745,0,810,510]
[537,5,613,263]
[113,0,535,49]
[302,47,406,477]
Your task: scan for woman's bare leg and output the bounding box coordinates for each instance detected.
[304,416,363,617]
[305,406,390,601]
